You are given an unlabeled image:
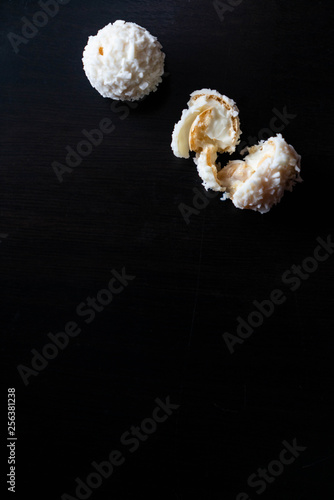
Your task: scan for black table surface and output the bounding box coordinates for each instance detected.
[1,1,334,499]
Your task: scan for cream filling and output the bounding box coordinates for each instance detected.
[203,106,234,151]
[171,89,240,158]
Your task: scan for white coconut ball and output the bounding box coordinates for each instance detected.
[82,20,165,101]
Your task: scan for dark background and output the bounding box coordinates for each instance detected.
[1,0,334,499]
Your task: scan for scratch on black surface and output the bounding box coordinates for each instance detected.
[213,402,239,414]
[187,213,206,350]
[174,213,206,450]
[302,453,334,469]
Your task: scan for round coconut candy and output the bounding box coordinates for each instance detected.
[82,20,165,101]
